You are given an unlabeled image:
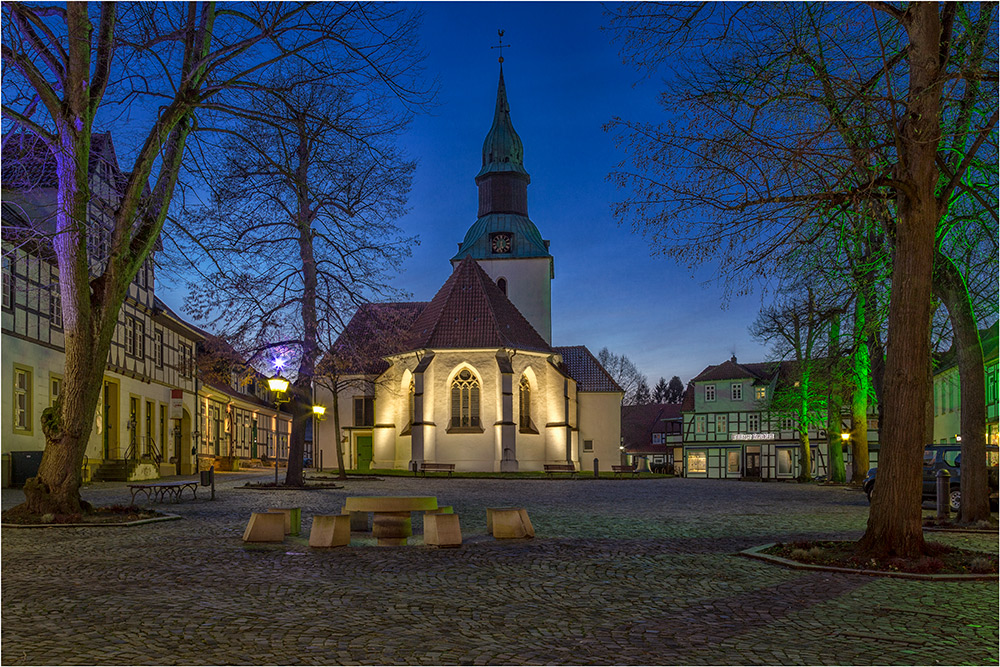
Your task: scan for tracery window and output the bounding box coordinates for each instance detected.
[519,375,532,431]
[451,369,480,429]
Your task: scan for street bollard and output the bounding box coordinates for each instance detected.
[594,457,599,478]
[936,469,951,519]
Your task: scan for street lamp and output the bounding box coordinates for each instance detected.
[268,374,290,484]
[312,405,326,471]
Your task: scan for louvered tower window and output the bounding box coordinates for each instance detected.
[451,369,480,428]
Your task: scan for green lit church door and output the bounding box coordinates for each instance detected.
[356,435,372,472]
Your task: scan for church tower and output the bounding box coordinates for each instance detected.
[452,64,553,344]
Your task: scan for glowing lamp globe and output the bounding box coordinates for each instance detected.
[312,405,326,417]
[268,376,289,394]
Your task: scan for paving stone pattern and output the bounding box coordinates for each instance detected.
[2,475,997,665]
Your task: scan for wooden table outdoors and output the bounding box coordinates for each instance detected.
[343,496,438,546]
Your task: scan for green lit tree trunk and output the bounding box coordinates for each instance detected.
[826,313,845,483]
[934,252,990,523]
[850,292,871,483]
[797,366,812,482]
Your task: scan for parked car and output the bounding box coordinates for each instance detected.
[863,444,999,511]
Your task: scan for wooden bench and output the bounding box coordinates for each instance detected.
[544,464,577,477]
[128,481,199,504]
[612,464,640,478]
[418,462,455,476]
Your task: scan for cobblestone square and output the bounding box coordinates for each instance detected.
[2,474,997,665]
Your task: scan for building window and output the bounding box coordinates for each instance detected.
[125,316,135,355]
[748,413,760,432]
[731,383,742,401]
[754,386,766,401]
[727,450,741,473]
[716,414,728,435]
[695,415,706,434]
[154,330,163,368]
[652,432,664,445]
[497,277,507,295]
[354,396,374,427]
[519,375,533,431]
[687,450,707,473]
[781,417,794,430]
[50,375,62,407]
[135,320,145,360]
[49,277,62,327]
[451,369,481,429]
[705,384,716,401]
[2,256,12,309]
[13,367,31,432]
[583,439,593,452]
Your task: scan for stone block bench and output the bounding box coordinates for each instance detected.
[487,507,534,539]
[243,512,285,543]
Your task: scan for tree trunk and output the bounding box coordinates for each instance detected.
[283,121,321,488]
[331,383,348,479]
[857,3,942,558]
[850,293,870,483]
[933,252,989,523]
[283,382,309,487]
[827,314,846,483]
[798,380,812,483]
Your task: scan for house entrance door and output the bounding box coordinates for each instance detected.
[355,435,373,472]
[744,447,761,478]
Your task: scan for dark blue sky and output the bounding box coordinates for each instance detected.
[390,2,771,385]
[151,2,772,385]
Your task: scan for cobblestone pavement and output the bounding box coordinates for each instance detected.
[2,474,997,666]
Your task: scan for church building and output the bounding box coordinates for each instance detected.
[315,66,623,473]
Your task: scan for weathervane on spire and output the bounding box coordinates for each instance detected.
[491,29,510,64]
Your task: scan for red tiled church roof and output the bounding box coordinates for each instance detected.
[554,346,623,393]
[406,256,551,353]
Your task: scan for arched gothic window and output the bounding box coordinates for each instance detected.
[451,369,481,429]
[519,375,532,430]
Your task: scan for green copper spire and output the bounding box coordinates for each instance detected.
[476,66,530,181]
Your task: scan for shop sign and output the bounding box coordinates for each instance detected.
[732,432,775,441]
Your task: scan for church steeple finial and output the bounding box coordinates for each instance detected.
[491,29,509,65]
[477,31,528,184]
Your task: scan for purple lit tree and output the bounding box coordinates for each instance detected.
[1,2,429,515]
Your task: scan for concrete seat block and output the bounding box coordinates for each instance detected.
[267,507,302,535]
[341,510,369,532]
[488,507,534,539]
[426,505,453,514]
[243,512,286,543]
[309,514,350,548]
[424,513,462,548]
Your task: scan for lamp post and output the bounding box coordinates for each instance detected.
[268,374,289,484]
[312,404,326,472]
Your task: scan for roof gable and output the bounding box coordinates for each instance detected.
[406,257,551,352]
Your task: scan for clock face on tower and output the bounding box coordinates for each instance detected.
[490,232,513,254]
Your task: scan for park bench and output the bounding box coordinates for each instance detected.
[128,480,199,504]
[612,464,640,478]
[418,462,456,476]
[544,464,577,477]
